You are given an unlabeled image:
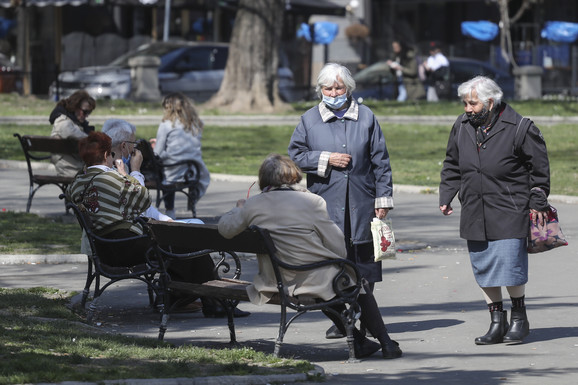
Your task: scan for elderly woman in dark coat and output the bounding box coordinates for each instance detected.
[439,75,550,345]
[288,62,394,339]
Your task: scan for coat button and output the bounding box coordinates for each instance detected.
[342,144,346,148]
[482,144,487,149]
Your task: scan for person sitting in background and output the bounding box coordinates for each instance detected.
[153,92,210,219]
[102,118,172,222]
[49,90,96,177]
[218,154,402,359]
[419,41,450,102]
[386,39,424,102]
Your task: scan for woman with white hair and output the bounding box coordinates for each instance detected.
[439,75,550,345]
[288,63,394,341]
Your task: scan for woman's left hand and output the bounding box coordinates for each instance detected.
[375,208,389,219]
[530,209,548,226]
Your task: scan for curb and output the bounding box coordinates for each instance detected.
[34,364,324,385]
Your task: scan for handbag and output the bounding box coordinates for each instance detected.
[371,217,396,261]
[527,206,568,253]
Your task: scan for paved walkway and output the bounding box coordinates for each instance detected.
[1,163,578,385]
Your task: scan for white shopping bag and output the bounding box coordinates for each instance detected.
[371,217,396,261]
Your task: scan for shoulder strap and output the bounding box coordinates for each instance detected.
[513,117,532,156]
[80,169,105,201]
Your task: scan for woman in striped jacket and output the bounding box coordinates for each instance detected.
[67,131,152,267]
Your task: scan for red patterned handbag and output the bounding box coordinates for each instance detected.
[527,206,568,253]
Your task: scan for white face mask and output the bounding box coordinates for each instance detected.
[322,94,348,110]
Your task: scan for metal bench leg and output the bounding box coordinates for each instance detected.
[158,312,169,341]
[86,296,100,324]
[223,300,238,344]
[26,186,40,213]
[274,305,288,357]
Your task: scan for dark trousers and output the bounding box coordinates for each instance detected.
[322,280,388,340]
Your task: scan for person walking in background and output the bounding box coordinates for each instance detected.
[419,41,449,102]
[49,89,96,176]
[153,92,210,219]
[386,39,424,102]
[288,63,394,340]
[218,154,402,359]
[439,76,550,345]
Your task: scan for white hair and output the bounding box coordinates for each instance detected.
[457,76,503,108]
[102,119,136,147]
[315,63,356,99]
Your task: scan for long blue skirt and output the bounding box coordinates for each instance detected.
[467,238,528,287]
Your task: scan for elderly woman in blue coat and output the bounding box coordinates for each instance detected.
[439,76,550,345]
[288,63,394,339]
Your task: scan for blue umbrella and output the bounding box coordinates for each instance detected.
[461,21,499,42]
[541,21,578,43]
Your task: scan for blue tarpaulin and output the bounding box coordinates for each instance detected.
[461,21,499,41]
[541,21,578,43]
[297,22,339,44]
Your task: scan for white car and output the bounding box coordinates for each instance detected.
[49,41,297,102]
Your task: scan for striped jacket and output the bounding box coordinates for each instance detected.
[67,166,151,236]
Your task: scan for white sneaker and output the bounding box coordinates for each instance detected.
[165,209,176,220]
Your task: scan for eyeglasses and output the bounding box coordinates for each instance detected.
[124,141,139,146]
[80,109,92,116]
[247,181,256,198]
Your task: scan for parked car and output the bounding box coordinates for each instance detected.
[49,41,298,102]
[352,57,515,102]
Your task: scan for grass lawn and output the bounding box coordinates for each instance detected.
[3,121,576,196]
[0,287,313,385]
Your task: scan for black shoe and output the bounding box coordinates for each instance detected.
[353,335,381,359]
[382,340,402,359]
[202,305,251,318]
[503,308,530,343]
[326,324,345,339]
[475,310,509,345]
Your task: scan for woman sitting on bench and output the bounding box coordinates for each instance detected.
[218,154,402,359]
[67,132,249,316]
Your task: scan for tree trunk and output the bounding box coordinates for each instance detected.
[204,0,290,113]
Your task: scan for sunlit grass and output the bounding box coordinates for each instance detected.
[0,288,313,385]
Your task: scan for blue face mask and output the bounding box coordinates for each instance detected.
[122,153,131,172]
[322,94,348,110]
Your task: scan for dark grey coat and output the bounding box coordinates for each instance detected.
[439,103,550,241]
[288,101,393,245]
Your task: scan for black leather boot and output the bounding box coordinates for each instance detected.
[503,307,530,343]
[475,310,509,345]
[353,329,381,358]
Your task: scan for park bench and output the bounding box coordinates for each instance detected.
[145,219,363,361]
[61,195,168,325]
[14,133,79,213]
[137,138,202,217]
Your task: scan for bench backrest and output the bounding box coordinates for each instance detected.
[146,220,270,254]
[146,220,362,311]
[15,134,79,159]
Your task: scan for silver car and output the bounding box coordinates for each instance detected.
[49,41,297,102]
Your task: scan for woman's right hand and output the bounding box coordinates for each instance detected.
[115,159,127,176]
[440,204,453,215]
[329,152,352,168]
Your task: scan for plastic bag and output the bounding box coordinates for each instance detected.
[371,217,396,261]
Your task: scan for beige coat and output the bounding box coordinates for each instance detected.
[50,115,87,177]
[218,186,352,305]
